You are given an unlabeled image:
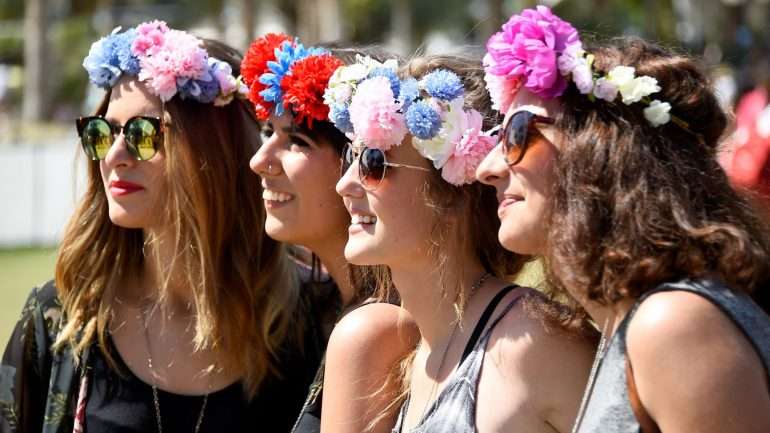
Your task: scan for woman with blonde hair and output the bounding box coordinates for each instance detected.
[1,22,330,433]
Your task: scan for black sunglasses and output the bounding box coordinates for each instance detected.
[499,111,554,166]
[75,115,163,161]
[341,144,430,190]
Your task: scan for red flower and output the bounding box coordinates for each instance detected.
[281,54,344,128]
[241,33,292,119]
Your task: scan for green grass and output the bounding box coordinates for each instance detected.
[0,247,58,346]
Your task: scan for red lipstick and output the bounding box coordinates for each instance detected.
[109,180,144,196]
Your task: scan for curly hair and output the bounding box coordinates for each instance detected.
[546,37,770,312]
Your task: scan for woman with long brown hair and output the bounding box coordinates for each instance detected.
[477,6,770,433]
[333,53,596,433]
[1,22,328,433]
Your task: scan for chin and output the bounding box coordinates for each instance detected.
[343,241,381,266]
[108,209,148,229]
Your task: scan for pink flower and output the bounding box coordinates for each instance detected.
[136,29,209,101]
[483,54,521,113]
[348,76,407,151]
[132,20,168,57]
[441,109,496,185]
[485,5,581,99]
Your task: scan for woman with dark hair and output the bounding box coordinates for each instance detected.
[334,53,596,433]
[477,6,770,433]
[1,23,327,433]
[240,35,419,433]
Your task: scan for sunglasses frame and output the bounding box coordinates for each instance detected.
[500,111,554,166]
[76,115,164,161]
[342,144,431,190]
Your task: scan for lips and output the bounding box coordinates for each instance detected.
[498,194,524,217]
[109,180,144,196]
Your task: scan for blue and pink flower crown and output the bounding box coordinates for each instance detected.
[240,33,343,127]
[323,56,496,186]
[83,21,247,106]
[484,5,684,129]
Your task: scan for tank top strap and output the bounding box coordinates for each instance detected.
[459,284,519,363]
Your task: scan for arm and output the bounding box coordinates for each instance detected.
[627,290,770,433]
[320,303,419,433]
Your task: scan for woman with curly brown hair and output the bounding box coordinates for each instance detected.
[477,6,770,433]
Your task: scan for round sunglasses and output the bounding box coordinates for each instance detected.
[75,116,163,161]
[341,144,430,190]
[500,111,554,166]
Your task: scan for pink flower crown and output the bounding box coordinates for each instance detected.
[240,33,343,127]
[484,5,685,129]
[324,57,497,186]
[83,21,247,106]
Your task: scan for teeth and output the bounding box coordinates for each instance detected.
[351,214,377,225]
[262,190,294,202]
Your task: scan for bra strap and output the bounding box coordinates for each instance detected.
[460,284,519,363]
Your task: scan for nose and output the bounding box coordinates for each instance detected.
[335,156,364,199]
[476,143,509,186]
[250,133,282,177]
[103,133,137,169]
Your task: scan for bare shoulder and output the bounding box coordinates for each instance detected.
[327,303,419,362]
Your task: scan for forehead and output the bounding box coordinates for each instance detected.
[504,89,564,123]
[106,77,162,121]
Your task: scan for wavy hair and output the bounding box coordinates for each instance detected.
[54,40,299,397]
[546,37,770,313]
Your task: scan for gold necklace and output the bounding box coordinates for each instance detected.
[142,308,209,433]
[415,272,491,419]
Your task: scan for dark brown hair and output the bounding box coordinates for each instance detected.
[546,37,770,312]
[56,39,299,397]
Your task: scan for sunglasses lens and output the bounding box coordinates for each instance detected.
[503,112,534,165]
[341,144,354,176]
[125,118,159,160]
[80,118,112,160]
[360,148,386,189]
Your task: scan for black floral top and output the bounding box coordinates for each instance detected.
[1,275,338,433]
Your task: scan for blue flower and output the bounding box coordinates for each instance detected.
[258,40,327,115]
[114,29,140,75]
[178,76,220,104]
[421,69,464,101]
[398,77,419,111]
[330,104,353,133]
[406,101,442,139]
[368,67,400,98]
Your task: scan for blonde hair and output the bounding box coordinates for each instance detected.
[55,40,300,397]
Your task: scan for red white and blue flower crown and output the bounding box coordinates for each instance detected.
[240,33,343,127]
[83,21,247,106]
[324,56,497,186]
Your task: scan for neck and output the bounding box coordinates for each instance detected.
[307,233,356,306]
[138,227,196,310]
[581,297,636,337]
[391,254,486,348]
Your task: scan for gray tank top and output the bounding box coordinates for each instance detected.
[391,291,523,433]
[574,278,770,433]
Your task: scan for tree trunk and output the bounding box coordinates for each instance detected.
[242,0,257,49]
[389,0,411,56]
[318,0,343,43]
[23,0,48,121]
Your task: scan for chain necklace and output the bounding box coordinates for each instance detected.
[570,319,611,433]
[416,271,491,419]
[142,308,209,433]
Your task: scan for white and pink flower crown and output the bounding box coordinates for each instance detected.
[83,21,247,106]
[323,56,497,186]
[484,5,690,130]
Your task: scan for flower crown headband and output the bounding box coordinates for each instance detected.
[483,5,694,131]
[83,21,247,106]
[323,57,496,186]
[240,33,343,127]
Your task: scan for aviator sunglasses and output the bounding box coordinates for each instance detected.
[341,144,430,190]
[500,111,554,166]
[75,115,164,161]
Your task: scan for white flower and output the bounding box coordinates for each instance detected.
[323,83,353,106]
[557,44,585,76]
[618,75,661,105]
[606,65,636,88]
[572,61,594,95]
[412,135,454,169]
[643,99,671,126]
[411,98,464,168]
[593,77,618,101]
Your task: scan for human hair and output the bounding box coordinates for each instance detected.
[546,37,770,314]
[55,39,300,397]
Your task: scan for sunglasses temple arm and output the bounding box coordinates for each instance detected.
[386,162,431,172]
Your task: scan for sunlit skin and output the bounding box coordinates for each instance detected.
[337,136,594,433]
[476,88,770,433]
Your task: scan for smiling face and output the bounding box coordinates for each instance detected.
[249,113,350,249]
[99,77,167,230]
[475,89,563,256]
[335,139,436,268]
